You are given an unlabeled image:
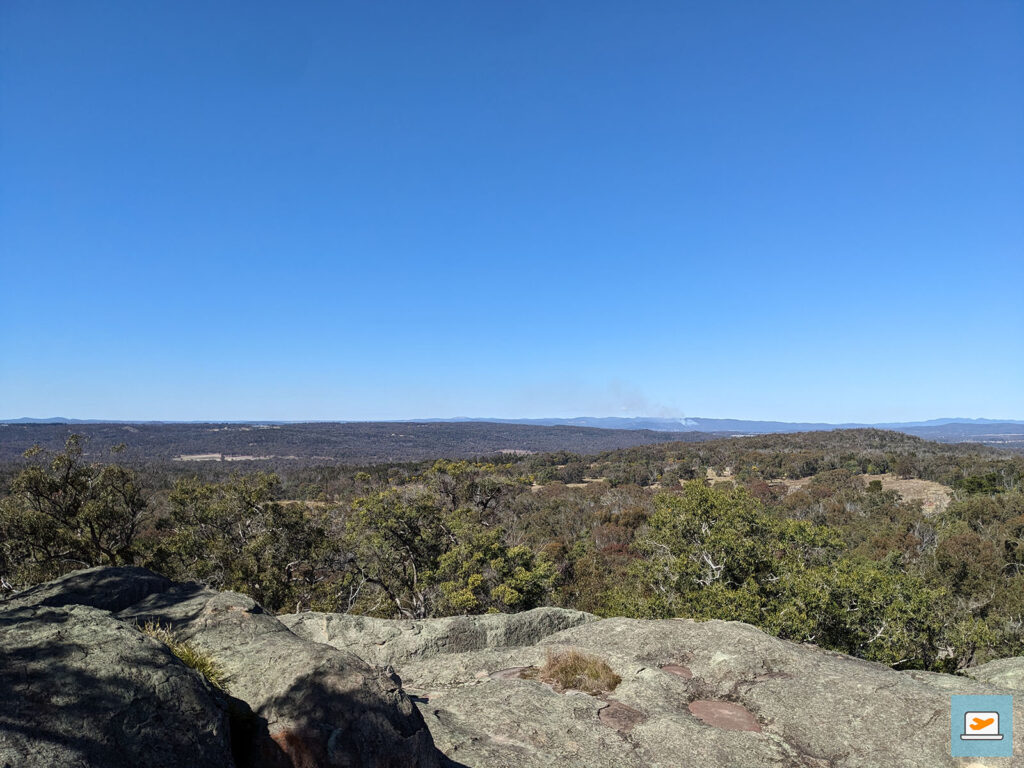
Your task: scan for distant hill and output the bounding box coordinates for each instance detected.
[412,416,1024,451]
[418,415,1024,431]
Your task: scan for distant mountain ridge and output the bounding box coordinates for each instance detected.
[413,416,1024,434]
[6,416,1022,430]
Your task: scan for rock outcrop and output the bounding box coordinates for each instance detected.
[1,567,442,768]
[118,583,440,768]
[0,603,233,768]
[6,567,1024,768]
[287,610,1024,768]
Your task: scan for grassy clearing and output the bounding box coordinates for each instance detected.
[530,649,621,694]
[139,621,227,690]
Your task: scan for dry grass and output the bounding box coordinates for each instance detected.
[533,649,621,694]
[775,472,952,515]
[139,621,227,690]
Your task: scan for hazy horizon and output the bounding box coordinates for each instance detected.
[4,413,1023,426]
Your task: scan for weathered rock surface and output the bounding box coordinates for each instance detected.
[0,603,234,768]
[1,568,443,768]
[7,567,1024,768]
[301,610,1024,768]
[280,607,596,667]
[119,584,441,768]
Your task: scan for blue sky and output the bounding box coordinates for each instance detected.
[1,1,1021,423]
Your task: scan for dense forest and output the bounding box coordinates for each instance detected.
[2,429,1022,675]
[0,422,718,464]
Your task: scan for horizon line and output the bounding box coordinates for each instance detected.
[3,415,1023,426]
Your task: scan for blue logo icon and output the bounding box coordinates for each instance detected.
[951,695,1013,757]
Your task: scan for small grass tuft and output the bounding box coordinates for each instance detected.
[536,649,621,695]
[139,620,227,690]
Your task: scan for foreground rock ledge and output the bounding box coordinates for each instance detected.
[1,567,442,768]
[282,611,1024,768]
[5,567,1024,768]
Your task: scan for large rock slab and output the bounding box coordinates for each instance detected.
[280,607,595,667]
[2,567,443,768]
[310,613,1024,768]
[0,603,234,768]
[118,583,441,768]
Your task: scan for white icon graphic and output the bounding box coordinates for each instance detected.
[961,711,1004,741]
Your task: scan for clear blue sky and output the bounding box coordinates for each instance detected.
[1,1,1021,423]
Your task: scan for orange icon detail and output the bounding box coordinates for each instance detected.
[969,717,995,731]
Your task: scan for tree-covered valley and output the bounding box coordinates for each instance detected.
[2,428,1022,674]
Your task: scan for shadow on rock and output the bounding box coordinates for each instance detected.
[0,604,236,768]
[256,671,453,768]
